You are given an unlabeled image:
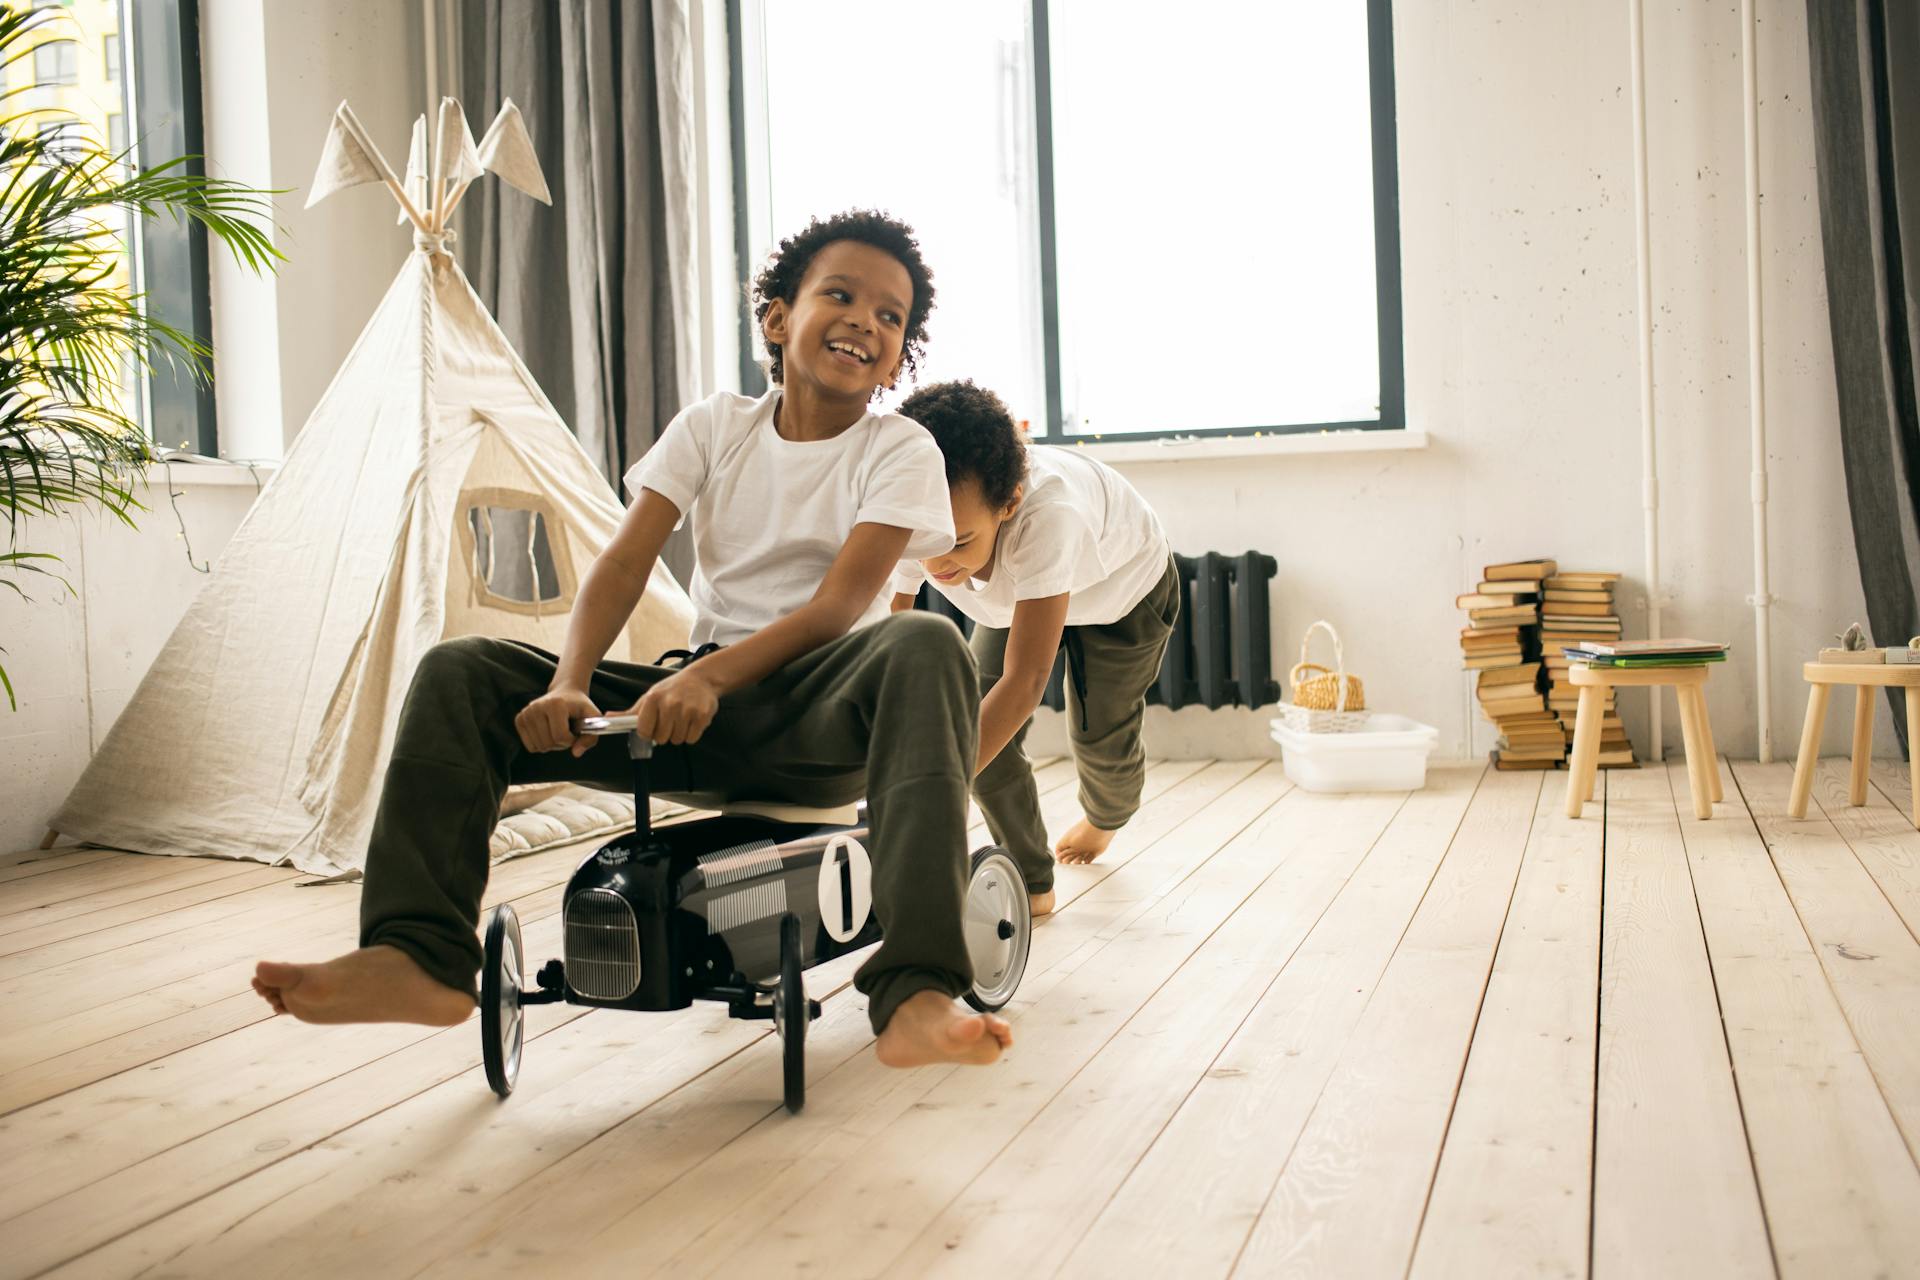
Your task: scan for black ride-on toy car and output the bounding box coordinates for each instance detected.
[478,716,1033,1113]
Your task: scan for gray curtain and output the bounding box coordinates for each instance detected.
[1807,0,1920,752]
[455,0,701,488]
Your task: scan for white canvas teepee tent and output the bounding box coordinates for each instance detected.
[52,99,693,875]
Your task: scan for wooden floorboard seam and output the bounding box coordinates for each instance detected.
[1811,763,1920,951]
[945,785,1428,1278]
[1275,769,1528,1280]
[1681,761,1785,1277]
[1733,762,1920,1176]
[1398,764,1549,1278]
[1587,766,1608,1280]
[874,777,1326,1279]
[1089,777,1469,1263]
[1227,771,1545,1277]
[1685,758,1920,1275]
[624,765,1287,1280]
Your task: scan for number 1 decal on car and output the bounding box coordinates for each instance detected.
[817,835,873,942]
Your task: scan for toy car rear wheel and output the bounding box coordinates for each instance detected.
[481,904,524,1098]
[774,912,806,1113]
[962,846,1030,1012]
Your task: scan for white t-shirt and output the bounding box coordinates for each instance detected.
[891,444,1169,630]
[626,390,955,647]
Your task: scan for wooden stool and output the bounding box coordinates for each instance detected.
[1788,662,1920,828]
[1565,663,1720,820]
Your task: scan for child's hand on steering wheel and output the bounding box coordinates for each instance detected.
[516,686,601,757]
[633,669,720,744]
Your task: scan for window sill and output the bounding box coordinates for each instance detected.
[142,458,278,489]
[1057,428,1429,465]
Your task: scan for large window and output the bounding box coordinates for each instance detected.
[4,0,211,452]
[733,0,1402,441]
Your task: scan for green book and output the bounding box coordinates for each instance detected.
[1565,651,1728,668]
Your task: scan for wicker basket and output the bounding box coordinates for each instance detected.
[1276,620,1369,733]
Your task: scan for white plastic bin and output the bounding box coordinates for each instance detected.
[1268,711,1440,793]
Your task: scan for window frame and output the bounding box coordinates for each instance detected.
[727,0,1404,444]
[33,38,78,86]
[126,0,216,455]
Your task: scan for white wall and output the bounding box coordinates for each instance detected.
[256,1,424,448]
[1028,0,1872,767]
[201,0,425,459]
[0,479,259,853]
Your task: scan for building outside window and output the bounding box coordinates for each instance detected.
[6,0,140,432]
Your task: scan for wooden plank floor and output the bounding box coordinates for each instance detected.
[4,754,1919,1278]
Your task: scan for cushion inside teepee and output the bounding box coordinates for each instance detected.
[490,786,699,864]
[489,787,634,861]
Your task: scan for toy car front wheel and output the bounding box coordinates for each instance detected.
[774,912,806,1113]
[481,904,524,1098]
[962,846,1030,1012]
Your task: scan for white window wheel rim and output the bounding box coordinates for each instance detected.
[963,851,1027,1008]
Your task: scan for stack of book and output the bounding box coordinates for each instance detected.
[1459,559,1565,770]
[1540,571,1635,768]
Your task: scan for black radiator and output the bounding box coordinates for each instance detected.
[912,550,1279,712]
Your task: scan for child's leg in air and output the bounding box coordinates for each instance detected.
[1058,560,1181,864]
[747,610,1009,1066]
[253,636,684,1024]
[967,623,1056,916]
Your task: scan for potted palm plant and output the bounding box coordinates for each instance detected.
[0,3,280,706]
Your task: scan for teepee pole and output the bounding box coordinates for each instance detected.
[430,99,458,234]
[387,177,431,234]
[440,176,476,225]
[336,102,431,233]
[430,159,449,236]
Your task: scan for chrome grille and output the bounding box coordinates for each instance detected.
[698,839,782,887]
[707,879,788,934]
[565,889,641,1000]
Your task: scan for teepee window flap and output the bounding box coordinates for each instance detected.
[457,487,574,613]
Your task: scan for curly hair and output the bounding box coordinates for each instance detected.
[897,380,1028,510]
[751,210,935,390]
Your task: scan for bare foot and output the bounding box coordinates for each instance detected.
[874,989,1012,1068]
[1029,888,1056,918]
[252,945,474,1026]
[1054,816,1118,865]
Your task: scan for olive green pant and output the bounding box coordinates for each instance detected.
[971,557,1181,892]
[357,612,980,1034]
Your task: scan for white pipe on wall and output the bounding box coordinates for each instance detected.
[423,0,439,119]
[1742,0,1775,763]
[1629,0,1664,762]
